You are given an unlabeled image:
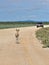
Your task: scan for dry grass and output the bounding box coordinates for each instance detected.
[36,27,49,48]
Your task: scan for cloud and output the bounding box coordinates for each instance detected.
[39,0,49,4]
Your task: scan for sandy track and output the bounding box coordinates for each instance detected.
[0,26,49,65]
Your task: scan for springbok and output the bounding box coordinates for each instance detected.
[15,28,20,43]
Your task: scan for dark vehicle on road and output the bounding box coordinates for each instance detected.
[36,22,44,28]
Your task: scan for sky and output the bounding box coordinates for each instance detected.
[0,0,49,21]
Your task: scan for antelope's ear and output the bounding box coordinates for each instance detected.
[16,28,20,31]
[16,29,18,31]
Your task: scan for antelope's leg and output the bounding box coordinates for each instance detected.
[16,37,19,43]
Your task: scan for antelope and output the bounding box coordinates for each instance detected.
[15,28,20,43]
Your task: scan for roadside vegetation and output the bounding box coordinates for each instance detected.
[0,22,36,29]
[36,27,49,48]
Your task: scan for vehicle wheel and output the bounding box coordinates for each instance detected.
[37,26,38,28]
[42,25,44,28]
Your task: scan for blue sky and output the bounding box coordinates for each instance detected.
[0,0,49,21]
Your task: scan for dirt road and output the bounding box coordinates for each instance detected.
[0,26,49,65]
